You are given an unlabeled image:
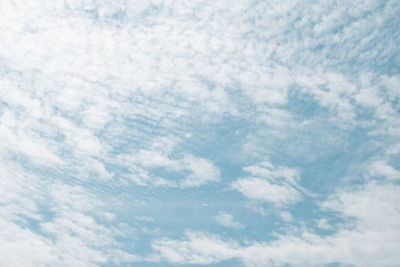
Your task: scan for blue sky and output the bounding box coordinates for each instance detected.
[0,0,399,266]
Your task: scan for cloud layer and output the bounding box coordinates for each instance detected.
[0,0,399,266]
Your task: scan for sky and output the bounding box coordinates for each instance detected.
[0,0,399,266]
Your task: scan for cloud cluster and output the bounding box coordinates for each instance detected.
[0,0,399,266]
[150,181,400,266]
[0,160,137,266]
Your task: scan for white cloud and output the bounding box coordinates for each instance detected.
[316,218,332,230]
[231,162,303,205]
[232,177,301,205]
[150,231,238,265]
[0,0,399,266]
[367,160,400,180]
[214,212,244,229]
[279,211,293,222]
[295,71,357,122]
[0,161,137,266]
[116,139,221,187]
[149,181,400,266]
[180,154,221,188]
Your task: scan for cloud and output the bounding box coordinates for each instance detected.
[367,160,400,180]
[179,154,221,188]
[279,211,293,222]
[149,181,400,266]
[232,177,301,205]
[0,160,137,266]
[231,162,303,205]
[214,212,244,229]
[150,231,238,265]
[116,139,221,187]
[316,218,332,230]
[0,0,399,266]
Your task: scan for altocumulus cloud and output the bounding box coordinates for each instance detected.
[0,0,400,266]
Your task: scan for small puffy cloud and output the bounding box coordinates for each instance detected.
[180,154,221,188]
[214,212,244,229]
[316,218,332,230]
[279,211,293,222]
[136,149,179,170]
[150,231,238,265]
[367,160,400,180]
[354,86,382,107]
[231,162,303,205]
[232,177,301,205]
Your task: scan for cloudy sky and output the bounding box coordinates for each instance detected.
[0,0,399,266]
